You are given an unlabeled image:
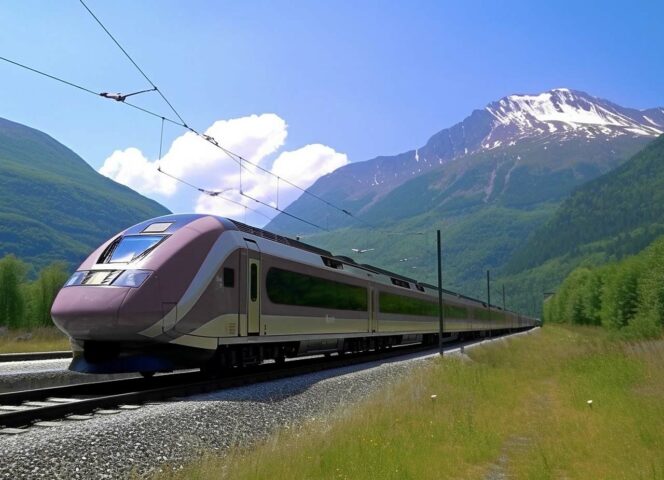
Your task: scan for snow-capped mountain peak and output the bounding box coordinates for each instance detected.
[483,88,663,146]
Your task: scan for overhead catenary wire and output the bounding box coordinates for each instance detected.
[239,191,328,232]
[0,53,426,238]
[79,0,188,127]
[0,52,328,231]
[0,55,182,125]
[0,55,98,96]
[2,5,391,235]
[158,167,274,222]
[77,0,381,231]
[159,167,327,231]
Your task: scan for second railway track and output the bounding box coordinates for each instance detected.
[0,342,439,431]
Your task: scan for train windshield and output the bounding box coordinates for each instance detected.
[109,235,164,263]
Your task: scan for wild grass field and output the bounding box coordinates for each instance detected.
[155,326,664,479]
[0,327,69,353]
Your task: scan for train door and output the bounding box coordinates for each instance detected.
[245,240,261,336]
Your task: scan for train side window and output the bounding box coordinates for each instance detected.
[250,264,258,301]
[223,268,235,288]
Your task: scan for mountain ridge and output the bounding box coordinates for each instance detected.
[0,116,170,270]
[268,88,663,233]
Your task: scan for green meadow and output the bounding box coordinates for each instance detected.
[156,326,664,479]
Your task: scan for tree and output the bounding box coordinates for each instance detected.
[0,255,28,328]
[28,262,69,327]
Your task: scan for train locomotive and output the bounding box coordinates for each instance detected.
[51,214,539,376]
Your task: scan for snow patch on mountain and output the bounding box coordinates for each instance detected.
[484,89,663,147]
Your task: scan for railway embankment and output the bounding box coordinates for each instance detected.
[156,326,664,480]
[0,336,514,479]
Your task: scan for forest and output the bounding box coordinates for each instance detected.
[0,254,68,329]
[543,234,664,338]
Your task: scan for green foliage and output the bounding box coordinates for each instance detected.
[545,235,664,338]
[0,117,169,270]
[28,262,69,327]
[498,135,664,316]
[0,254,68,329]
[0,255,28,328]
[507,134,664,274]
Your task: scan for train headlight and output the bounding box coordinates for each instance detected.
[64,271,87,287]
[112,270,151,288]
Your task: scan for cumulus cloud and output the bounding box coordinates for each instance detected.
[269,144,348,208]
[98,113,349,225]
[100,147,176,195]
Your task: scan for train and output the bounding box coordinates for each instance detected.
[51,214,539,376]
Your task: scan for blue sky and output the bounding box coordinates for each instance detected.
[2,0,663,222]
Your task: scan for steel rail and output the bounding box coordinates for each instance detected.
[0,351,72,363]
[0,343,436,429]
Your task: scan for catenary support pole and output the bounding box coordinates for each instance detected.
[487,270,491,338]
[503,284,506,311]
[438,230,444,356]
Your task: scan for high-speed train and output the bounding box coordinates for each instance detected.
[51,214,538,375]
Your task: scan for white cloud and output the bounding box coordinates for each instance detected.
[269,144,348,208]
[98,113,348,225]
[99,147,176,195]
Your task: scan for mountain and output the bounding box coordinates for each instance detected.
[267,89,663,313]
[0,117,170,270]
[499,133,664,311]
[269,88,663,233]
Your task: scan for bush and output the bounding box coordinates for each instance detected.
[0,254,69,329]
[546,236,664,338]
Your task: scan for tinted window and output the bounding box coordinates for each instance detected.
[266,268,367,311]
[223,267,235,288]
[379,292,468,318]
[109,235,164,263]
[250,264,258,301]
[473,308,505,322]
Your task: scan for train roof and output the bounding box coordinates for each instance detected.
[129,214,519,314]
[226,218,511,313]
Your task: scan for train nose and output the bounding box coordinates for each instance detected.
[51,286,132,340]
[51,270,162,341]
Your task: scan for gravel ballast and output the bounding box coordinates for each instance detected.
[0,330,538,479]
[0,360,138,393]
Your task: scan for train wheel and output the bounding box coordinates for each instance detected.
[275,348,286,365]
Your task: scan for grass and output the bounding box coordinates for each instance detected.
[0,327,70,353]
[153,326,664,479]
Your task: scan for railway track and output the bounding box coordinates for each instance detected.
[0,351,72,363]
[0,342,438,431]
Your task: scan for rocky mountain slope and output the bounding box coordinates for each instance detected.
[269,88,662,233]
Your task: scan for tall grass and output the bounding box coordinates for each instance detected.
[155,326,664,479]
[0,327,70,353]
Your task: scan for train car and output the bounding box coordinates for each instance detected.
[51,214,539,375]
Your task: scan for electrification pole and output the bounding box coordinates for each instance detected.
[502,284,506,311]
[487,270,491,338]
[487,270,491,309]
[437,229,444,356]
